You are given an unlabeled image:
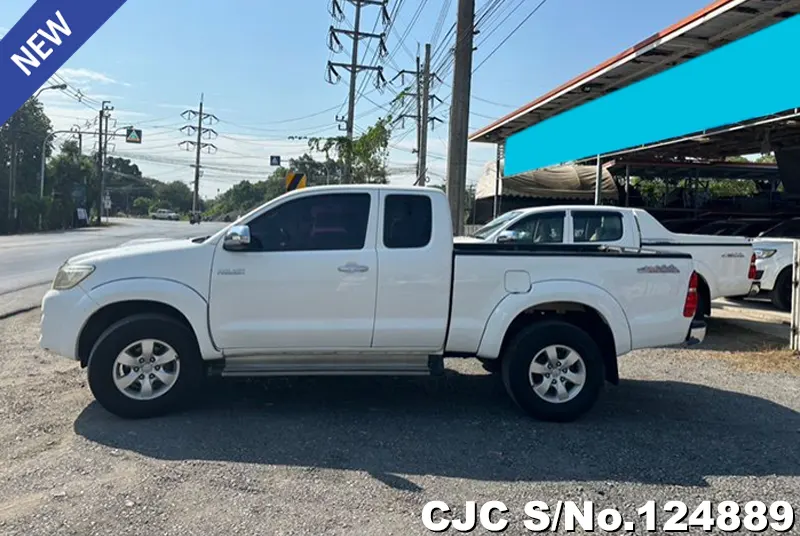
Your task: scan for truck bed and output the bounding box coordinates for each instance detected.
[446,242,695,358]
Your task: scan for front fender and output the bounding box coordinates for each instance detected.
[85,277,221,360]
[475,280,632,359]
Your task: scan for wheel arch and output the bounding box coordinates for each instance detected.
[78,278,221,366]
[696,272,711,317]
[476,282,632,385]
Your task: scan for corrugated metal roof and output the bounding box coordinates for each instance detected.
[470,0,800,144]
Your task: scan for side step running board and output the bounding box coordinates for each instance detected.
[213,354,444,377]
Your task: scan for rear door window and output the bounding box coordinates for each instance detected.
[383,194,432,249]
[573,211,623,242]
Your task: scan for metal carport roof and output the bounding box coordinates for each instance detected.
[469,0,800,145]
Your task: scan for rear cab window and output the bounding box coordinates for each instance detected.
[572,211,623,243]
[383,194,432,248]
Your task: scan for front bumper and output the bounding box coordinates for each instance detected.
[39,286,97,360]
[685,319,707,346]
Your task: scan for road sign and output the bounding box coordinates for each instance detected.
[270,155,281,166]
[125,127,142,144]
[285,172,307,192]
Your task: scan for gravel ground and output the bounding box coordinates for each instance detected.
[0,311,798,535]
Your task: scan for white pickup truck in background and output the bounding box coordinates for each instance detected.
[40,186,705,422]
[464,205,757,318]
[747,217,800,311]
[150,208,179,221]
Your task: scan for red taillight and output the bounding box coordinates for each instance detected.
[748,253,756,280]
[683,271,699,318]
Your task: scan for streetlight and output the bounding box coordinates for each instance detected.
[33,83,67,99]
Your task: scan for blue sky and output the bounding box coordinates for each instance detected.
[0,0,711,198]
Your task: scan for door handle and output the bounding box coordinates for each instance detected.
[338,263,369,273]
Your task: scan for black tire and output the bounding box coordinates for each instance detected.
[478,358,501,374]
[694,281,708,320]
[87,314,204,419]
[771,267,792,312]
[500,320,605,423]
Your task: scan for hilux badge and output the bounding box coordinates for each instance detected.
[217,268,245,276]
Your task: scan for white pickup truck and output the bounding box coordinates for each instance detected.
[40,185,705,422]
[150,208,179,221]
[749,218,800,310]
[464,205,757,318]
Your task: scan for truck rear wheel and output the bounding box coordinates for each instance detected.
[770,267,792,312]
[500,320,604,422]
[87,314,203,419]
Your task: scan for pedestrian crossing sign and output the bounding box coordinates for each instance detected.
[125,128,142,144]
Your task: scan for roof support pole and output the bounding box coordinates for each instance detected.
[624,164,630,207]
[493,143,501,218]
[594,154,602,205]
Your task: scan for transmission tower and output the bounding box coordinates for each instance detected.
[392,43,443,185]
[326,0,390,182]
[179,93,218,213]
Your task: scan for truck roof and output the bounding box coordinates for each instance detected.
[291,184,446,195]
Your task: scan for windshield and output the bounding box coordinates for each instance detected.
[471,210,524,239]
[760,219,800,238]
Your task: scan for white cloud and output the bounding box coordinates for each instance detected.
[59,67,130,87]
[157,103,194,111]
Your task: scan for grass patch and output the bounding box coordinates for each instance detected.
[714,346,800,375]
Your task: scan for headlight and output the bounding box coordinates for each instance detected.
[754,248,777,259]
[52,264,95,290]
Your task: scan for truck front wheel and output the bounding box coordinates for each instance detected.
[87,314,204,419]
[500,320,605,423]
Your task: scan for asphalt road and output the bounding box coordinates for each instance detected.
[0,218,226,315]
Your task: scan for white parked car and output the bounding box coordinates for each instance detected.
[40,186,705,422]
[150,208,179,221]
[462,206,757,318]
[750,218,800,310]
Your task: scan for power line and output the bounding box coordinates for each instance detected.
[473,0,550,73]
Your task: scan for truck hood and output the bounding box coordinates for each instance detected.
[454,236,483,244]
[67,238,215,298]
[117,237,180,248]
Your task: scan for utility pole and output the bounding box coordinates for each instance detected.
[180,94,218,214]
[97,101,113,224]
[391,44,443,187]
[326,0,389,183]
[415,53,422,180]
[417,44,433,186]
[103,112,111,220]
[446,0,476,236]
[9,141,17,230]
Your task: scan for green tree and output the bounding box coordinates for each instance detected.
[288,153,342,185]
[0,98,53,233]
[309,116,392,184]
[132,196,153,216]
[44,140,94,229]
[155,181,193,213]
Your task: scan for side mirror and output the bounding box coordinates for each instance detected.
[496,230,518,244]
[223,225,251,251]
